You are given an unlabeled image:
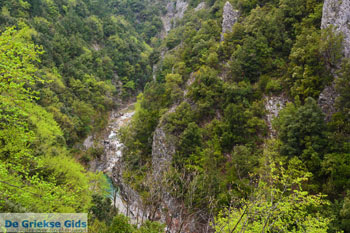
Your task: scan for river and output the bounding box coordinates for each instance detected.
[87,104,147,224]
[86,104,196,232]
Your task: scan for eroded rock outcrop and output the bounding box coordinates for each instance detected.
[318,0,350,119]
[265,95,288,136]
[322,0,350,57]
[83,135,94,150]
[194,2,206,11]
[161,0,189,37]
[151,112,199,232]
[150,85,201,232]
[112,161,148,224]
[151,124,176,178]
[318,82,338,120]
[221,1,239,41]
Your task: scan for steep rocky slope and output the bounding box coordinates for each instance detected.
[220,1,239,41]
[318,0,350,119]
[161,0,189,37]
[116,0,350,232]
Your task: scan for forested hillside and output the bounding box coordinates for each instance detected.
[1,0,350,232]
[0,0,164,231]
[120,0,350,232]
[0,0,166,144]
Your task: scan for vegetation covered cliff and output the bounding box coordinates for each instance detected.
[120,0,350,232]
[0,0,164,230]
[1,0,350,232]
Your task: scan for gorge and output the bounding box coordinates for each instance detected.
[1,0,350,232]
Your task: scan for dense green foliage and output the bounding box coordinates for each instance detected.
[0,25,104,212]
[2,0,350,231]
[214,157,331,232]
[0,0,162,145]
[89,210,165,233]
[120,0,350,231]
[0,0,163,229]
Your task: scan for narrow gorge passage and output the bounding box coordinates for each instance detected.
[88,104,146,224]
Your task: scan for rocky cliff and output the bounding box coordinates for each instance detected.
[161,0,189,37]
[151,123,176,179]
[265,95,288,136]
[194,2,206,11]
[318,0,350,119]
[150,99,198,232]
[322,0,350,57]
[148,2,244,230]
[221,1,239,41]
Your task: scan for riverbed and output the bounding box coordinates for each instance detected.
[86,104,144,223]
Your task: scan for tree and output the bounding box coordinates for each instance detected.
[0,26,99,213]
[340,192,350,232]
[287,26,342,100]
[136,220,165,233]
[188,66,224,118]
[273,97,327,175]
[334,58,350,136]
[165,73,183,104]
[0,25,43,101]
[108,214,135,233]
[213,159,332,232]
[90,195,116,225]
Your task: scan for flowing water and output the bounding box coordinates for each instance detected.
[88,105,144,223]
[103,107,136,218]
[87,105,196,232]
[103,110,135,174]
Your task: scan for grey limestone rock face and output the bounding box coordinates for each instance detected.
[318,82,339,121]
[322,0,350,57]
[83,135,94,149]
[152,74,197,174]
[221,1,239,41]
[265,95,288,136]
[194,2,206,11]
[318,0,350,119]
[151,116,198,232]
[151,124,176,178]
[161,0,189,37]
